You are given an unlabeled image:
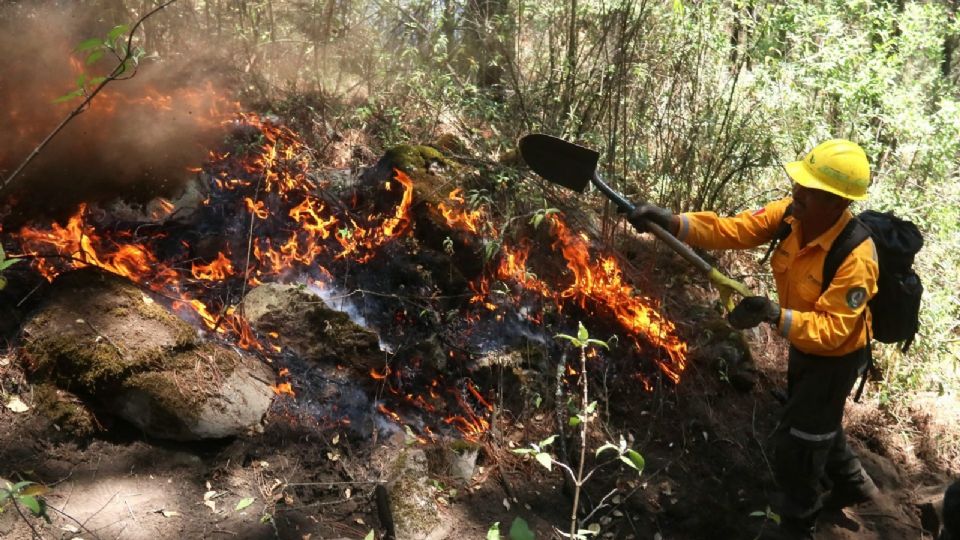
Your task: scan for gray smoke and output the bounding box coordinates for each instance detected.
[0,3,238,227]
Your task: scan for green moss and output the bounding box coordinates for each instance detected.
[388,449,440,536]
[384,144,447,174]
[123,369,200,426]
[33,383,97,437]
[27,335,126,392]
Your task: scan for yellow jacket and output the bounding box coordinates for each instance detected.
[677,197,878,356]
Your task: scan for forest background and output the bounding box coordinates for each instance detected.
[3,0,959,418]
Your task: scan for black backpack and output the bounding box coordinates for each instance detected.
[763,205,924,351]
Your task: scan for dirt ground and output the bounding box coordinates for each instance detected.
[1,253,957,540]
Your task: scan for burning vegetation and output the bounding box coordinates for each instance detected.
[2,88,689,444]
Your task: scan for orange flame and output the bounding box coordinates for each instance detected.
[548,214,688,381]
[437,188,487,234]
[191,251,234,281]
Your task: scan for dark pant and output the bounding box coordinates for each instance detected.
[942,479,960,540]
[772,346,870,522]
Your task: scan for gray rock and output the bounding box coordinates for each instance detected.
[22,268,273,441]
[242,283,383,371]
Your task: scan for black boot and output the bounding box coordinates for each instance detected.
[822,471,879,511]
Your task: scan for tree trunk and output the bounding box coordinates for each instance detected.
[943,0,959,80]
[465,0,510,100]
[560,0,578,118]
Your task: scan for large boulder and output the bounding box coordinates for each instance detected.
[21,268,274,440]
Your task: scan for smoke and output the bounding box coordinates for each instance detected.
[0,3,239,227]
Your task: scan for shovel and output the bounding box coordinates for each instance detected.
[518,133,751,311]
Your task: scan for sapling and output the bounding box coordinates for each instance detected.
[513,322,644,539]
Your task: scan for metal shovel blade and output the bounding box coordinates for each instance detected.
[518,133,599,193]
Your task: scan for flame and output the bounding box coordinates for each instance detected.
[272,382,295,396]
[437,188,488,234]
[16,204,178,285]
[191,251,234,281]
[548,214,688,381]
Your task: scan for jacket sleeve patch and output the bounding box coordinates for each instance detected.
[846,287,867,309]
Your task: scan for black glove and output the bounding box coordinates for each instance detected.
[621,202,674,233]
[728,296,780,329]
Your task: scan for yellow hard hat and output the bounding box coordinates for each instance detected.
[783,139,870,200]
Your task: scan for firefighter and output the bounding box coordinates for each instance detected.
[630,140,879,538]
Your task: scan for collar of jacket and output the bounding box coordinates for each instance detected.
[783,207,854,251]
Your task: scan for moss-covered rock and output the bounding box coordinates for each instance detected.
[242,283,383,372]
[20,268,273,440]
[386,447,442,539]
[383,144,447,174]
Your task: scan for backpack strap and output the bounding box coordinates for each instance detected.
[853,318,872,403]
[822,215,874,403]
[760,203,794,265]
[820,217,872,294]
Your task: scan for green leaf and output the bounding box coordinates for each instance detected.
[53,89,84,103]
[595,443,619,458]
[75,38,103,52]
[107,24,129,41]
[86,49,104,66]
[539,435,556,448]
[511,448,533,455]
[620,449,645,473]
[568,416,581,427]
[554,333,581,347]
[235,497,255,511]
[364,530,375,540]
[508,516,535,540]
[11,481,34,493]
[577,322,589,342]
[749,511,767,517]
[0,258,20,271]
[585,401,597,414]
[487,522,501,540]
[534,452,552,471]
[89,76,107,87]
[584,339,609,350]
[0,276,7,291]
[76,73,87,88]
[17,495,41,515]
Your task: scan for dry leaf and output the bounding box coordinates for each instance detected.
[5,395,29,413]
[204,500,216,512]
[161,510,180,518]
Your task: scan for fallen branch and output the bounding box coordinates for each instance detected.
[0,0,178,195]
